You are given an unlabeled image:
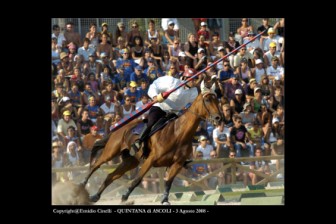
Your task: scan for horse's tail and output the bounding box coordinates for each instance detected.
[89,134,110,167]
[89,119,143,166]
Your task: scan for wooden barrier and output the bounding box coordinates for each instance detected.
[52,155,284,192]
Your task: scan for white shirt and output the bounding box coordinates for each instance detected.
[212,127,231,147]
[263,35,284,52]
[243,38,261,54]
[136,100,149,115]
[52,33,66,48]
[266,65,284,80]
[52,49,60,64]
[196,144,213,160]
[100,103,116,115]
[233,52,253,68]
[78,46,96,62]
[147,75,198,113]
[255,67,266,84]
[264,51,280,66]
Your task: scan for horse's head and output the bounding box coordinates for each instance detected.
[191,91,222,126]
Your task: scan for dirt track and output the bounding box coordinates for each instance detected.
[52,182,240,205]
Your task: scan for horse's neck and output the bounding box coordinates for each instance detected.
[177,113,201,139]
[177,98,203,139]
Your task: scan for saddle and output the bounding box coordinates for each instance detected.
[130,113,178,158]
[148,112,178,137]
[131,113,178,137]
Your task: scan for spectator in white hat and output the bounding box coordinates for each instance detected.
[163,20,179,46]
[230,88,246,114]
[194,48,208,71]
[197,22,210,43]
[195,135,213,160]
[191,18,206,33]
[252,59,266,84]
[161,18,179,32]
[60,96,79,122]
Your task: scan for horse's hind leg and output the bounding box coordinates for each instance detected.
[90,150,140,202]
[81,147,119,186]
[121,155,154,202]
[161,162,183,205]
[81,160,103,187]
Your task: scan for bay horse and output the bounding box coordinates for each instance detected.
[81,91,222,204]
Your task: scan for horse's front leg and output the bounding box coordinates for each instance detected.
[161,162,184,205]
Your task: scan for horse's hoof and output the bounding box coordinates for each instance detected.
[89,194,100,202]
[121,194,128,202]
[162,201,170,205]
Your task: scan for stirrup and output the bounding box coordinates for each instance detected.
[130,140,141,156]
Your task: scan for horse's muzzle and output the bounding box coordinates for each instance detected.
[209,114,222,125]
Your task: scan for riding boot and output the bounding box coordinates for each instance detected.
[130,124,152,156]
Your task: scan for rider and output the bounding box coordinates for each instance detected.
[131,68,199,156]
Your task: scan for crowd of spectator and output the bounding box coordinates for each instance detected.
[52,18,285,190]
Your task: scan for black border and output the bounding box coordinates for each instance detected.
[27,15,294,219]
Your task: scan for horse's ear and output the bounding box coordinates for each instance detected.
[200,80,217,96]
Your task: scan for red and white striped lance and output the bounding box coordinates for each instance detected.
[110,30,266,132]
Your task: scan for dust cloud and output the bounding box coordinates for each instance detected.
[52,181,91,205]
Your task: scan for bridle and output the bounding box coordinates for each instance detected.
[187,92,221,123]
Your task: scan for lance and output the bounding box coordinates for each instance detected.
[109,30,266,132]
